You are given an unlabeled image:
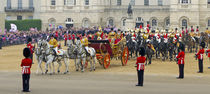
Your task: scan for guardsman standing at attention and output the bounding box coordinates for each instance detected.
[136,47,146,86]
[176,43,185,79]
[64,33,67,46]
[196,42,205,73]
[21,48,32,92]
[27,37,34,64]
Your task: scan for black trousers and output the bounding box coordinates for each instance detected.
[137,70,144,86]
[64,40,67,46]
[198,59,203,72]
[22,74,30,91]
[30,54,33,63]
[178,64,184,78]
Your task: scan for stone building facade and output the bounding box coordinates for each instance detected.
[1,0,210,31]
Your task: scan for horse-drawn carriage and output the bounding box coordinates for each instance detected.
[88,39,129,69]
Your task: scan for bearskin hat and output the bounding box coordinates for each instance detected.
[139,47,145,56]
[27,37,32,43]
[175,28,178,31]
[200,41,205,48]
[178,42,185,51]
[23,48,31,58]
[77,37,80,40]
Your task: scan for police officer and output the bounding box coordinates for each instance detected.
[136,47,146,86]
[196,42,205,73]
[176,43,185,79]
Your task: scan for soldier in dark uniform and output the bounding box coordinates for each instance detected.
[136,47,146,86]
[196,42,205,73]
[176,43,185,79]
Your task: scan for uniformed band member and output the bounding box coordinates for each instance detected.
[136,47,146,86]
[27,37,34,64]
[176,43,185,79]
[196,42,205,73]
[21,48,33,92]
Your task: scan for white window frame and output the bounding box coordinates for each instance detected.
[65,0,75,6]
[158,0,163,6]
[182,19,188,27]
[51,0,56,5]
[85,0,89,5]
[152,19,157,26]
[208,0,210,4]
[208,19,210,27]
[144,0,149,6]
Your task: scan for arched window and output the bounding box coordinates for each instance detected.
[82,18,90,28]
[166,18,170,27]
[136,17,144,28]
[108,19,114,26]
[49,18,56,28]
[208,19,210,27]
[152,19,157,26]
[182,19,187,27]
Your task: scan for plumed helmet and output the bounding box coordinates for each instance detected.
[200,41,205,48]
[27,37,32,43]
[23,48,31,58]
[139,47,145,56]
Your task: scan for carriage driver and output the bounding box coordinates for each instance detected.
[49,35,59,55]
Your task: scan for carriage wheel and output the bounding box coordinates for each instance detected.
[99,43,107,55]
[121,47,129,66]
[103,53,111,69]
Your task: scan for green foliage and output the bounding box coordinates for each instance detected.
[5,19,42,31]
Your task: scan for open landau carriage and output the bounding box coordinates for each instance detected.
[88,39,129,69]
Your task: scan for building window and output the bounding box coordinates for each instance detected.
[123,19,126,26]
[28,16,33,19]
[208,19,210,27]
[18,0,22,9]
[182,19,187,27]
[130,0,135,5]
[158,0,163,6]
[108,19,114,26]
[83,19,89,28]
[208,0,210,4]
[65,0,75,6]
[6,16,11,20]
[181,0,188,3]
[144,0,149,6]
[17,16,22,20]
[7,0,11,9]
[74,0,76,5]
[29,0,33,9]
[85,0,89,5]
[117,0,121,6]
[152,19,157,26]
[166,18,170,27]
[51,0,56,5]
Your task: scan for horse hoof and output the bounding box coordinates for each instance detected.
[41,73,44,75]
[58,70,60,73]
[94,69,95,71]
[76,69,79,71]
[49,73,52,75]
[45,70,48,74]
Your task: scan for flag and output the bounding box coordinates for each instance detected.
[10,24,17,32]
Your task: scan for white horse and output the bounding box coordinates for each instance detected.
[35,39,45,74]
[74,40,97,72]
[37,40,69,74]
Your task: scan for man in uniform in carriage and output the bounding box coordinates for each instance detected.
[108,28,117,43]
[95,27,104,40]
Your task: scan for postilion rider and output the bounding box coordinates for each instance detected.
[49,35,60,55]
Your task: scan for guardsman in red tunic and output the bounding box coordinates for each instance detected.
[27,37,34,64]
[136,47,146,86]
[176,43,185,79]
[21,48,32,92]
[207,49,210,59]
[64,33,68,46]
[196,42,205,73]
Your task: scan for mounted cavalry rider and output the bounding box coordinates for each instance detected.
[81,33,90,55]
[49,35,59,55]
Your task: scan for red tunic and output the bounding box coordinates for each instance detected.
[207,49,210,58]
[72,34,75,40]
[68,34,72,40]
[27,43,34,54]
[64,34,67,40]
[176,51,185,64]
[136,56,146,71]
[196,49,204,60]
[21,58,32,74]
